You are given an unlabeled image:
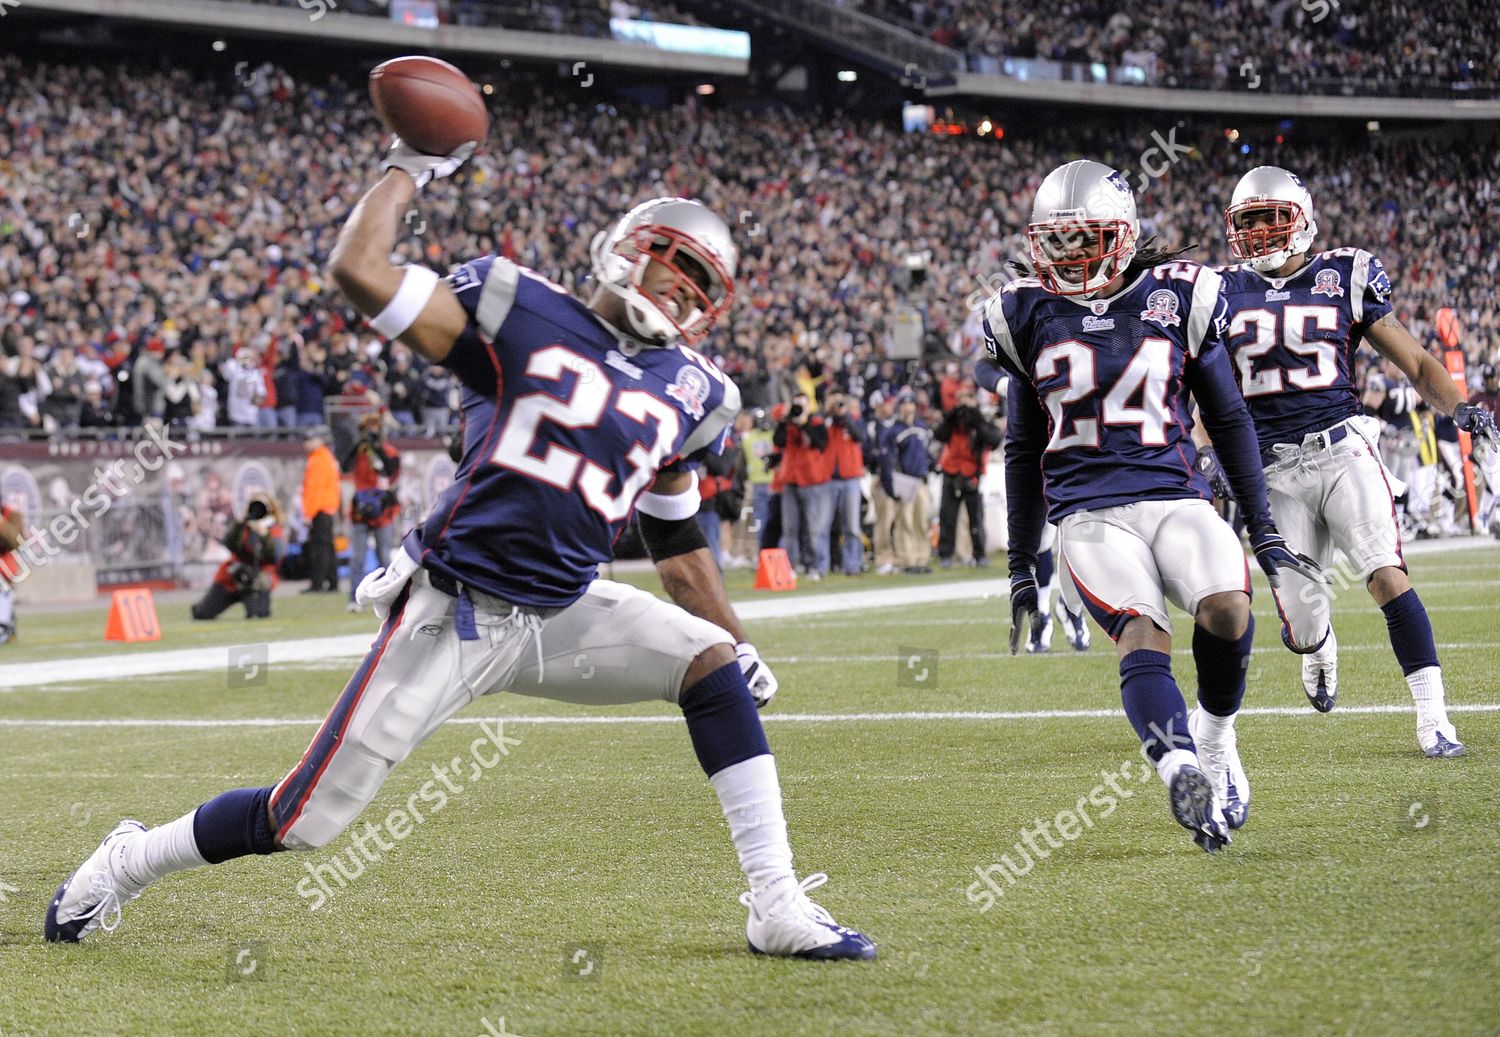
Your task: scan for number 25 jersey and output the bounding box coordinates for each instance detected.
[1218,248,1393,458]
[418,255,739,608]
[982,263,1228,521]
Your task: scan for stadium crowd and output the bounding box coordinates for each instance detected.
[849,0,1500,95]
[2,54,1496,442]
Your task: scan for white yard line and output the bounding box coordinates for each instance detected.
[2,702,1499,729]
[0,536,1494,690]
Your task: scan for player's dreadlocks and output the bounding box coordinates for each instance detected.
[1123,236,1198,276]
[1005,236,1196,281]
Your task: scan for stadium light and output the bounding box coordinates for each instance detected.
[837,70,858,82]
[696,83,716,95]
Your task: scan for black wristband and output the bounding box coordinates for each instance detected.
[638,511,709,563]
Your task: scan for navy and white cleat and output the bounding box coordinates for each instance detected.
[1423,731,1466,759]
[1057,599,1091,652]
[1026,613,1054,654]
[740,873,875,960]
[1188,709,1249,830]
[1298,629,1338,713]
[45,820,146,943]
[1168,765,1230,854]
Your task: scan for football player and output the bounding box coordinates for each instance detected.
[1212,165,1497,755]
[985,160,1318,853]
[974,357,1090,653]
[46,139,873,960]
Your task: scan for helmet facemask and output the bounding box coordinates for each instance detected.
[1026,219,1137,298]
[1225,199,1314,273]
[595,223,734,346]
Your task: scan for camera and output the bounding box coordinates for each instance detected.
[788,402,805,421]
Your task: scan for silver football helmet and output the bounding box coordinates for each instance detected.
[590,197,737,345]
[1224,166,1318,273]
[1026,160,1139,298]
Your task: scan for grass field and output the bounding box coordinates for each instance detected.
[2,547,1498,1036]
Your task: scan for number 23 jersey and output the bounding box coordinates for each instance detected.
[982,263,1226,521]
[419,255,739,608]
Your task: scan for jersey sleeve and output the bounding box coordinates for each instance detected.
[664,365,742,472]
[441,254,509,396]
[1185,266,1229,359]
[982,285,1029,379]
[1351,250,1394,328]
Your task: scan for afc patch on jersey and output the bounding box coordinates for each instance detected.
[666,364,711,419]
[1312,269,1345,298]
[1139,289,1181,327]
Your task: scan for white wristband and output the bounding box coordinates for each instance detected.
[370,265,441,339]
[636,470,700,520]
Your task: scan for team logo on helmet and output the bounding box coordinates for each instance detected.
[1139,289,1181,328]
[1311,269,1345,298]
[666,364,711,419]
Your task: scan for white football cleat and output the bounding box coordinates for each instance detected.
[1056,597,1091,652]
[740,873,875,960]
[1300,628,1338,713]
[45,820,147,943]
[1188,708,1249,829]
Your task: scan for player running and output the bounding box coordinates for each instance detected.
[1212,165,1497,756]
[984,160,1319,853]
[46,138,873,960]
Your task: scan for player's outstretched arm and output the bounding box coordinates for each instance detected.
[1365,313,1497,444]
[637,470,778,707]
[328,163,469,365]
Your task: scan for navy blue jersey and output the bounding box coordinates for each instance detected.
[417,255,739,607]
[1219,248,1393,459]
[983,262,1226,521]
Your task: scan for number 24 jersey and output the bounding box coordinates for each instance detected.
[982,262,1228,521]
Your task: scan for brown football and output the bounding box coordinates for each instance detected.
[368,55,489,156]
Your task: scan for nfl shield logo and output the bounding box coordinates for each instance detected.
[1312,269,1345,297]
[1139,289,1181,327]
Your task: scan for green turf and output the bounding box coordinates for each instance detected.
[2,549,1497,1036]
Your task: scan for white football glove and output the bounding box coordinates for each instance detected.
[736,642,778,709]
[354,543,420,620]
[381,137,477,190]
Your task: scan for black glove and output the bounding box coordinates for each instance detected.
[1454,402,1497,447]
[1193,445,1234,501]
[1248,525,1324,589]
[1009,570,1044,655]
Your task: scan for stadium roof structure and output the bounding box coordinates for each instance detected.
[16,0,750,78]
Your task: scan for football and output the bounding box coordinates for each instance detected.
[368,55,489,156]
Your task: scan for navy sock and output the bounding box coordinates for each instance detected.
[193,786,281,864]
[1193,616,1254,717]
[1381,588,1440,676]
[1120,650,1193,763]
[1035,548,1055,589]
[680,660,771,777]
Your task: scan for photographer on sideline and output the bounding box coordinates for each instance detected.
[823,389,868,575]
[342,411,401,610]
[192,496,283,620]
[933,384,1001,568]
[774,391,833,580]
